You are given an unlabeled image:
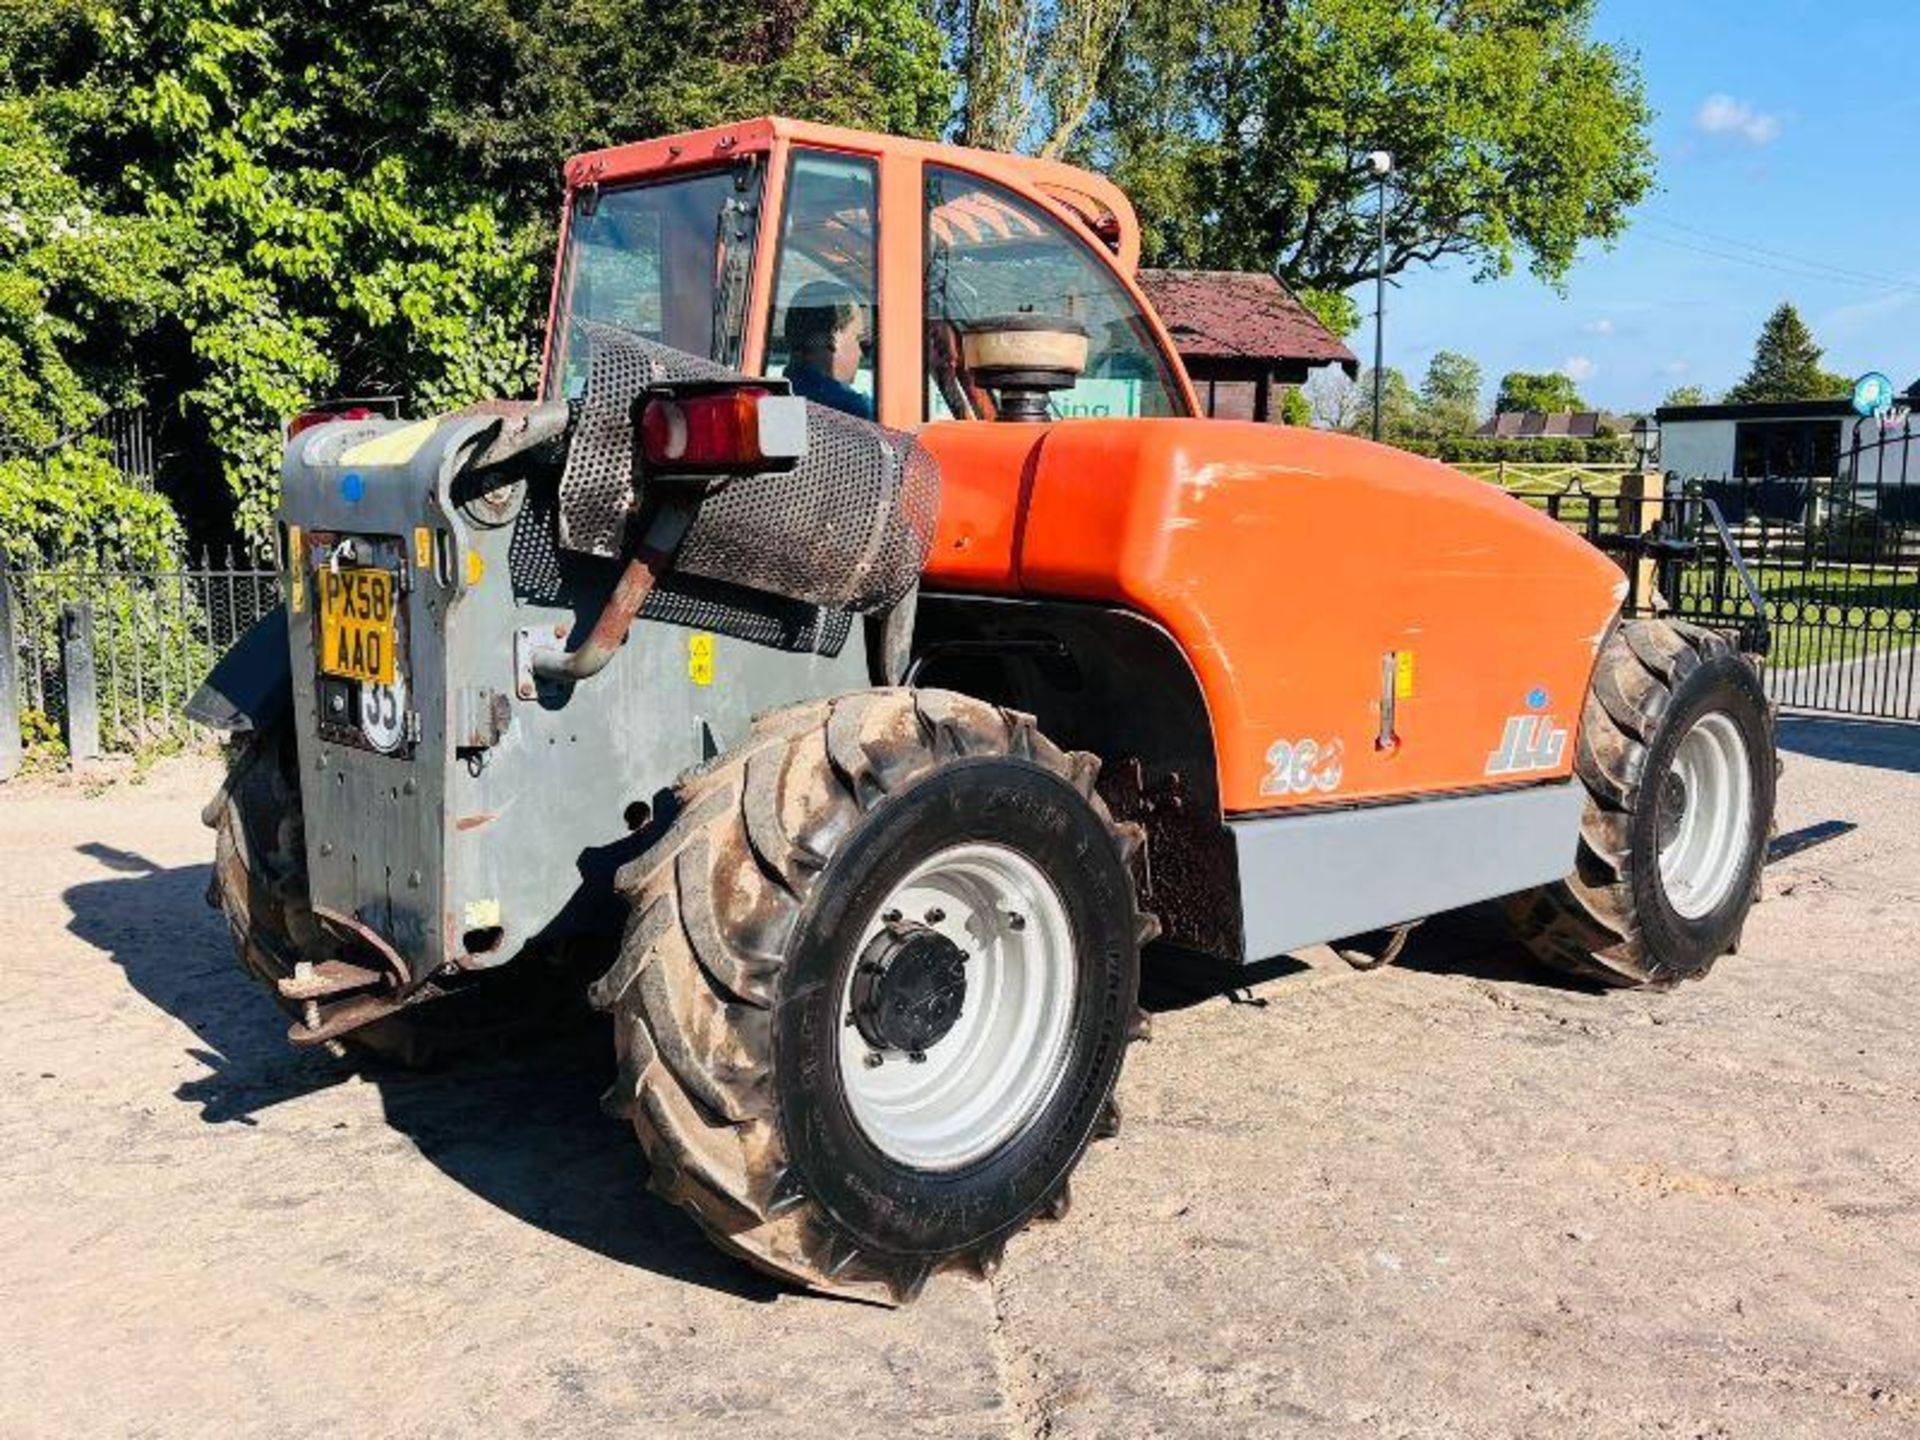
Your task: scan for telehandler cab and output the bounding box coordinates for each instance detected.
[191,117,1777,1302]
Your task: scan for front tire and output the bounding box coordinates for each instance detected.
[592,689,1152,1302]
[1507,619,1776,987]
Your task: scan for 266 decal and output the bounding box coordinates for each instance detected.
[1261,737,1345,797]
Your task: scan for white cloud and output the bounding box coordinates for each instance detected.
[1661,360,1690,377]
[1695,94,1782,146]
[1561,355,1596,382]
[1583,318,1615,336]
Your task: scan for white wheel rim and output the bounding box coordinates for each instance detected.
[1656,711,1755,920]
[838,842,1078,1172]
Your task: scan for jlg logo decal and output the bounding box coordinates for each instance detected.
[1262,737,1345,797]
[1485,693,1569,776]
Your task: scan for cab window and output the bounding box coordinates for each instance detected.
[550,164,761,397]
[764,151,878,420]
[924,167,1184,422]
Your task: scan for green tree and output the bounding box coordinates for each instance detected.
[948,0,1131,154]
[0,91,184,566]
[1496,370,1586,414]
[1353,365,1419,439]
[2,0,953,544]
[1416,350,1483,436]
[1724,303,1851,404]
[1660,383,1710,408]
[1086,0,1654,329]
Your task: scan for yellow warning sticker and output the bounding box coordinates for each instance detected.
[465,549,486,586]
[338,418,440,468]
[688,632,715,687]
[1395,650,1416,700]
[288,526,305,613]
[414,526,432,569]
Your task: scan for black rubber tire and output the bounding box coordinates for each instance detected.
[1507,619,1777,988]
[210,724,590,1064]
[590,689,1154,1303]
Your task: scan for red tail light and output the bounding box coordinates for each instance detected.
[287,406,375,438]
[638,386,808,475]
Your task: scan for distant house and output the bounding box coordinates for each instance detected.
[1137,269,1358,422]
[1655,394,1910,480]
[1473,411,1621,440]
[1658,399,1848,479]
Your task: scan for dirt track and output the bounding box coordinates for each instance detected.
[3,718,1918,1437]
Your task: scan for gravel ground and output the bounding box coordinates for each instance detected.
[2,716,1917,1438]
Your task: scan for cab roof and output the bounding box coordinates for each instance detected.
[563,116,1144,276]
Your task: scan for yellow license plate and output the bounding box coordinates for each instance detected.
[317,567,398,684]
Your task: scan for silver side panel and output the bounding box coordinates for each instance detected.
[1230,783,1586,961]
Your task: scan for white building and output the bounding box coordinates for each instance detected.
[1654,398,1877,482]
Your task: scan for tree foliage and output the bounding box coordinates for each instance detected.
[1660,383,1710,408]
[949,0,1132,156]
[1496,369,1586,414]
[1080,0,1654,332]
[1,0,951,545]
[1724,302,1851,405]
[6,0,1654,548]
[1306,352,1489,438]
[1417,350,1483,436]
[0,447,187,567]
[1352,365,1420,439]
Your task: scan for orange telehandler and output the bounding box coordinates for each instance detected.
[191,117,1776,1301]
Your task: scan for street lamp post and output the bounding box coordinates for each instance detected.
[1365,151,1393,442]
[1631,415,1659,470]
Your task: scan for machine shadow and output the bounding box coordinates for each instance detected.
[60,846,779,1303]
[1139,947,1311,1012]
[1777,714,1920,775]
[1388,903,1603,991]
[1141,903,1599,1005]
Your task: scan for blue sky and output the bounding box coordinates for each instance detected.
[1375,0,1920,414]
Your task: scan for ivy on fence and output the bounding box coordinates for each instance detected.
[3,554,279,762]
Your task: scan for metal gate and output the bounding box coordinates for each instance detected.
[1524,420,1920,722]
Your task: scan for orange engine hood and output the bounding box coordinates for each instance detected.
[918,419,1627,813]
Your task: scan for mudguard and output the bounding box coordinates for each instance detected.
[186,605,292,735]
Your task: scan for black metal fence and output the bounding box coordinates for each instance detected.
[1521,419,1920,723]
[1,552,280,769]
[1,407,156,490]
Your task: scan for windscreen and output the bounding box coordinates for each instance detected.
[548,163,762,399]
[924,167,1186,421]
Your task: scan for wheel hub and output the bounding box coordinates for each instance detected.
[1656,710,1755,920]
[850,923,970,1058]
[837,841,1078,1172]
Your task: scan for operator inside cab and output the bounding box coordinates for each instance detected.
[781,281,874,421]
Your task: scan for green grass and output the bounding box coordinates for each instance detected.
[1668,563,1920,668]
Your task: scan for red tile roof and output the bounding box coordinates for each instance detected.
[1137,268,1358,373]
[1474,411,1616,439]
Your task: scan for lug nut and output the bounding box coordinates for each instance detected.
[908,1050,927,1065]
[881,908,902,924]
[863,1051,884,1069]
[1006,911,1026,931]
[924,907,946,924]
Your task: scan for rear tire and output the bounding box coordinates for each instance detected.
[1507,619,1776,988]
[592,689,1153,1302]
[211,724,586,1064]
